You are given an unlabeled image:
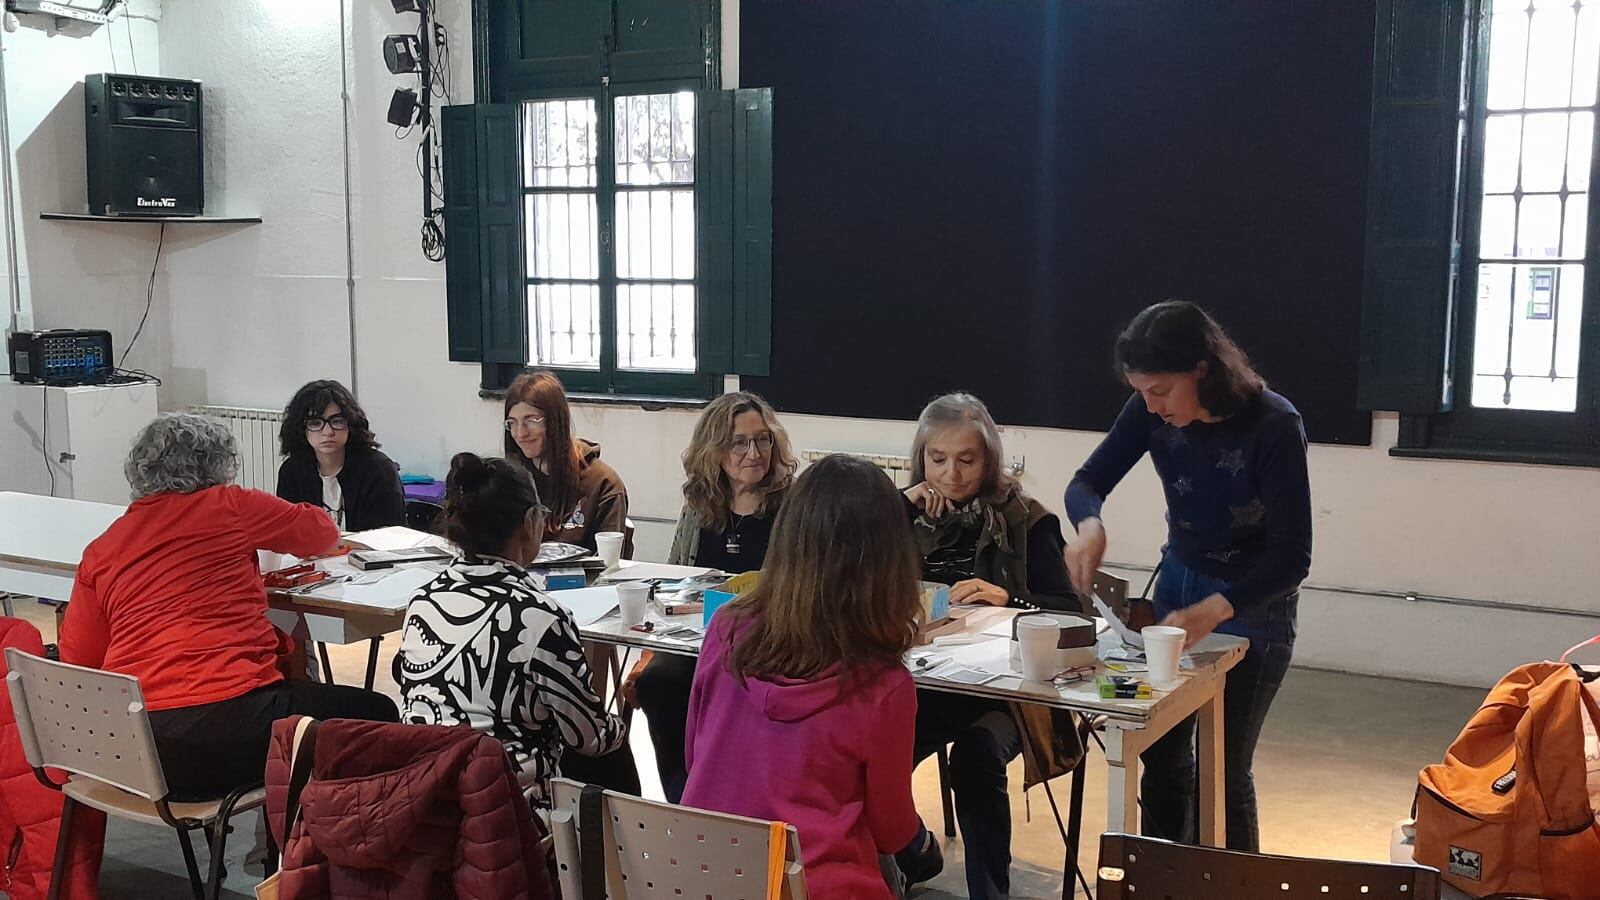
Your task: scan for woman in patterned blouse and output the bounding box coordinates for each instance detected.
[393,451,627,802]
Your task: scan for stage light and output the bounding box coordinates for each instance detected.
[383,34,422,74]
[387,88,421,127]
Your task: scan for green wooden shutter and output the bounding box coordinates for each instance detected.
[696,89,734,375]
[443,105,484,362]
[610,0,716,84]
[732,88,773,377]
[511,0,611,89]
[443,104,527,365]
[1357,0,1475,412]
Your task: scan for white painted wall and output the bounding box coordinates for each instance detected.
[12,0,1597,687]
[0,1,169,378]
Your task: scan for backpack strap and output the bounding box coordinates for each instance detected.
[280,717,320,845]
[1559,633,1600,663]
[764,821,788,900]
[579,784,607,900]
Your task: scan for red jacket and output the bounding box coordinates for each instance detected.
[60,485,336,711]
[264,717,553,900]
[0,617,102,900]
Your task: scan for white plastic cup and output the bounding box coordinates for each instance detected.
[616,582,651,627]
[1141,625,1187,688]
[1017,617,1062,681]
[595,531,625,568]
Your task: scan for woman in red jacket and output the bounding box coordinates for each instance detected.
[59,413,398,799]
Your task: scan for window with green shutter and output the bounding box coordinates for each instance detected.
[450,1,766,398]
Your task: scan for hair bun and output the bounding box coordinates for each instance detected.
[448,452,491,495]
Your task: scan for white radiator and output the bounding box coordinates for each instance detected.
[799,449,914,488]
[190,405,284,492]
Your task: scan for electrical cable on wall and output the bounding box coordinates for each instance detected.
[121,221,165,363]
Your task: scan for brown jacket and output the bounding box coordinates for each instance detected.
[538,438,629,554]
[264,717,554,900]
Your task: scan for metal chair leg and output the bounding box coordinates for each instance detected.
[935,745,956,838]
[364,636,382,690]
[176,827,205,900]
[206,785,254,900]
[46,796,76,900]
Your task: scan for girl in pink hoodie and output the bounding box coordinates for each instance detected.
[682,454,940,898]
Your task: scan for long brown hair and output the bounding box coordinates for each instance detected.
[724,454,923,684]
[503,370,585,525]
[1114,300,1265,418]
[682,391,797,529]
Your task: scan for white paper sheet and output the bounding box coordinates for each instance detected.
[343,526,454,553]
[1089,590,1144,649]
[313,566,438,611]
[597,561,716,582]
[552,585,623,626]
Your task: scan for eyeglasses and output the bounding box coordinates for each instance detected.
[504,415,546,433]
[305,415,349,433]
[730,433,775,457]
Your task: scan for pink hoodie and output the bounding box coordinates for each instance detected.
[681,615,920,899]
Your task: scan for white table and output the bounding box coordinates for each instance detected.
[0,491,414,685]
[582,605,1248,861]
[0,491,125,612]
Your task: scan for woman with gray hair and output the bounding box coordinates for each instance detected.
[896,392,1080,899]
[59,412,398,799]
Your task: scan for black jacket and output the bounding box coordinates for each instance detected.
[275,449,406,533]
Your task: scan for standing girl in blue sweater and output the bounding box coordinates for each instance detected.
[1065,300,1311,852]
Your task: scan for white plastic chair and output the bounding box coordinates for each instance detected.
[4,648,266,900]
[549,777,807,899]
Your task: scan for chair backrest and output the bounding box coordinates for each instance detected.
[1096,833,1441,900]
[4,648,169,801]
[406,499,445,535]
[549,777,807,900]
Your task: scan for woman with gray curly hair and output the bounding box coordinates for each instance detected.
[60,412,398,799]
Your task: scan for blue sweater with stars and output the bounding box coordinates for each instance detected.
[1065,390,1312,613]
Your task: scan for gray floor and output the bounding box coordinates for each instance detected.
[10,599,1483,899]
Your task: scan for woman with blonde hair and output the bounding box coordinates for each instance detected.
[633,391,797,800]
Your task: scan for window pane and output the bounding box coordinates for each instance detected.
[616,190,695,280]
[1574,4,1600,106]
[1482,195,1518,257]
[1488,8,1530,110]
[1525,5,1577,108]
[1470,263,1583,411]
[1521,112,1569,191]
[616,283,696,372]
[526,194,598,279]
[523,98,597,188]
[529,283,602,369]
[1517,193,1564,256]
[1483,114,1523,192]
[1568,111,1594,190]
[1564,192,1589,255]
[615,92,696,186]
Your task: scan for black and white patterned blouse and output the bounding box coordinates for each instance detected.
[393,556,626,801]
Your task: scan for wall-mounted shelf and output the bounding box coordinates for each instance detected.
[40,212,263,225]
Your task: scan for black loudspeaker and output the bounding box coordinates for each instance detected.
[84,74,204,217]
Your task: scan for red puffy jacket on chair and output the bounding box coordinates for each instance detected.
[264,716,554,900]
[0,616,103,900]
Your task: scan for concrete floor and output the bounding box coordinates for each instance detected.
[7,598,1484,899]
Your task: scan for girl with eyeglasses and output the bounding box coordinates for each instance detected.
[630,391,797,801]
[502,370,630,554]
[275,380,405,532]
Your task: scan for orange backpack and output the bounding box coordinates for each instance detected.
[1413,641,1600,900]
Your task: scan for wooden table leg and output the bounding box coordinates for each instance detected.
[1101,727,1140,836]
[1196,681,1226,846]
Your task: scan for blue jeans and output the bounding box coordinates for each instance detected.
[913,692,1022,899]
[1139,552,1296,851]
